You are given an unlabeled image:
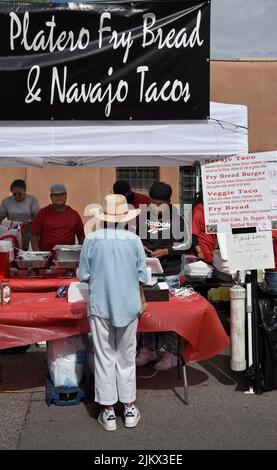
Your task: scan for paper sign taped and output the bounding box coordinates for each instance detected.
[226,232,275,271]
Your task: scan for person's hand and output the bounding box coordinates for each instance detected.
[22,219,31,226]
[144,246,153,256]
[151,248,169,258]
[196,250,204,260]
[141,302,148,313]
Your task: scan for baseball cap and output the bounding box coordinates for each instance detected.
[50,184,67,194]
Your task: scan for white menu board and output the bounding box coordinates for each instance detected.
[201,151,277,233]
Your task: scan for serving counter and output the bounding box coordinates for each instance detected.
[0,277,229,363]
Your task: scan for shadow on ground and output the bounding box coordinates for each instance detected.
[0,348,47,391]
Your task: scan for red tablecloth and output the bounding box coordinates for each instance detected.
[0,289,229,362]
[8,277,76,292]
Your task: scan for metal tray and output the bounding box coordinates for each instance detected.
[15,259,50,269]
[53,260,79,269]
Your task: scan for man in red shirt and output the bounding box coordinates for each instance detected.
[192,202,216,263]
[113,180,150,209]
[30,184,85,251]
[191,193,216,264]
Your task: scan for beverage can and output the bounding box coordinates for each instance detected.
[56,285,68,298]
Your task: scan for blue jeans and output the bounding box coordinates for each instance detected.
[265,270,277,293]
[142,274,180,356]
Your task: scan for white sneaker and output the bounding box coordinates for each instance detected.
[98,409,117,431]
[124,406,141,428]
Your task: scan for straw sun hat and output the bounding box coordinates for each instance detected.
[95,194,140,223]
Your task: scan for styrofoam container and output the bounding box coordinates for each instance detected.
[0,240,13,252]
[67,282,89,303]
[54,245,82,262]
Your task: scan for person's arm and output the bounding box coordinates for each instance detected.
[30,234,40,251]
[77,238,91,282]
[140,285,148,313]
[136,238,148,285]
[30,196,40,219]
[30,210,43,251]
[190,234,204,259]
[136,238,149,312]
[151,248,169,259]
[77,234,85,245]
[194,244,204,259]
[0,200,8,222]
[191,205,206,258]
[76,213,85,245]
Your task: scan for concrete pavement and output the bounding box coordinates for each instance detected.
[0,346,277,450]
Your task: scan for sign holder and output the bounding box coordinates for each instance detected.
[249,269,263,394]
[232,228,263,395]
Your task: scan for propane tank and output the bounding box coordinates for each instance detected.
[230,285,246,371]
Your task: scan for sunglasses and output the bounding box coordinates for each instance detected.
[13,192,25,196]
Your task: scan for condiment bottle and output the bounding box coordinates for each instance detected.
[1,279,11,306]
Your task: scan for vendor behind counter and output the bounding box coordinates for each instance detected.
[30,184,85,252]
[0,179,40,250]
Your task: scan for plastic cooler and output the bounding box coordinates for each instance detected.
[0,240,13,278]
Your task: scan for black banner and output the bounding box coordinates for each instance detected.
[0,1,210,120]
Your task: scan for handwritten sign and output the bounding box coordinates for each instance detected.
[225,232,274,271]
[0,1,210,120]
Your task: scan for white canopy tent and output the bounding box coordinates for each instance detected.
[0,101,248,167]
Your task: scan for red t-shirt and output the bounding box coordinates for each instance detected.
[31,205,84,251]
[132,193,150,210]
[192,204,216,263]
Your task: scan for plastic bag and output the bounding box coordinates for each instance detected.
[47,334,88,387]
[0,220,23,249]
[258,297,277,391]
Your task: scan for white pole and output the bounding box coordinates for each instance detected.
[230,285,247,371]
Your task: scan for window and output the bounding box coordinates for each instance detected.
[116,167,159,195]
[179,165,200,206]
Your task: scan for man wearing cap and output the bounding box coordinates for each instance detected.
[77,194,148,431]
[30,184,85,251]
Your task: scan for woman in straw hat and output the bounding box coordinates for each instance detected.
[77,194,148,431]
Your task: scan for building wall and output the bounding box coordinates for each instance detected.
[27,167,115,221]
[211,60,277,153]
[0,167,27,205]
[1,60,276,215]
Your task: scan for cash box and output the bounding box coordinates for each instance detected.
[143,285,169,302]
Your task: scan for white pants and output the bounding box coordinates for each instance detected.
[89,316,138,406]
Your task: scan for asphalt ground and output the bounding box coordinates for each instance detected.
[0,344,277,451]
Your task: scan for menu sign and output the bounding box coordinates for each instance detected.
[201,152,277,233]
